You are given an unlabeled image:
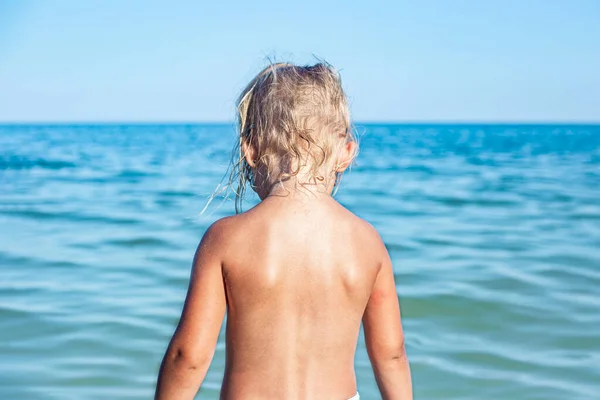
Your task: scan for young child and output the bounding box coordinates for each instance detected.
[155,62,412,400]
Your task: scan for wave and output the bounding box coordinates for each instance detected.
[0,154,76,170]
[0,208,142,225]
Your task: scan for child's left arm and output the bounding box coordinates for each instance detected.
[155,223,227,400]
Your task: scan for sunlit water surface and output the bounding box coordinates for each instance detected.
[1,124,599,399]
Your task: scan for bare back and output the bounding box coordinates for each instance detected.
[219,195,381,399]
[155,194,411,400]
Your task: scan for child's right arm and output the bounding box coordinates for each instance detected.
[363,246,413,400]
[155,222,227,400]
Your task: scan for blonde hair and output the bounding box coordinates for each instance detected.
[230,61,356,213]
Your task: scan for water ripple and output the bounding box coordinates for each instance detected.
[1,123,599,399]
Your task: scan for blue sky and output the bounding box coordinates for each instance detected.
[1,0,599,122]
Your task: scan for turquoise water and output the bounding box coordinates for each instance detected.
[1,124,599,399]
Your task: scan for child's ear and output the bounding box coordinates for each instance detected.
[242,141,256,168]
[336,141,357,172]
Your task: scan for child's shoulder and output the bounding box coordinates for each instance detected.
[199,209,262,249]
[332,201,388,251]
[200,213,248,243]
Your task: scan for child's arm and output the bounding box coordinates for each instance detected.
[363,247,413,400]
[155,223,227,400]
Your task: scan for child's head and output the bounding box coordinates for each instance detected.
[231,61,357,211]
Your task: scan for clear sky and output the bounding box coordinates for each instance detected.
[1,0,599,123]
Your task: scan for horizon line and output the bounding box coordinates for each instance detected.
[1,120,600,126]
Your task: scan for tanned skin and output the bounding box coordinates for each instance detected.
[155,143,412,400]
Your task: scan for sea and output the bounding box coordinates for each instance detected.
[1,123,599,399]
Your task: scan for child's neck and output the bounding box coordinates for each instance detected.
[260,178,335,201]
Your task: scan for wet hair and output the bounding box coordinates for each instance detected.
[229,61,357,212]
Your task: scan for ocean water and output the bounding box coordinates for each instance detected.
[1,123,599,400]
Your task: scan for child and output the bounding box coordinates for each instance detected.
[155,62,412,399]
